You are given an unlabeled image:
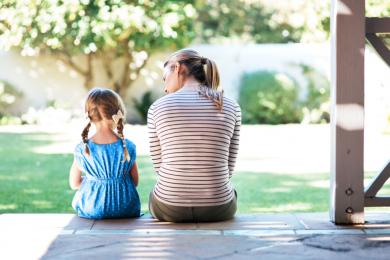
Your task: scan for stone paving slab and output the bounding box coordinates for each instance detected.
[365,228,390,235]
[196,213,304,230]
[223,229,296,236]
[293,212,363,230]
[295,229,365,235]
[40,234,272,259]
[38,234,390,260]
[3,212,390,259]
[360,212,390,229]
[0,213,93,230]
[294,212,390,230]
[76,229,222,236]
[92,214,198,230]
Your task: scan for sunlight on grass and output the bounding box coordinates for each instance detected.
[0,175,29,181]
[0,204,17,210]
[23,189,42,195]
[32,200,53,209]
[308,180,328,188]
[262,187,292,193]
[280,181,300,187]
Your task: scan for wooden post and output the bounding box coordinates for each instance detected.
[330,0,365,224]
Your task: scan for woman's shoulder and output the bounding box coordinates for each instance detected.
[150,94,174,107]
[223,96,241,112]
[148,95,174,117]
[223,95,237,105]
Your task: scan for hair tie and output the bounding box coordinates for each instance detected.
[112,110,124,125]
[200,57,207,65]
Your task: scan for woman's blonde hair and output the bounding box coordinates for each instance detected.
[165,49,223,110]
[81,87,130,162]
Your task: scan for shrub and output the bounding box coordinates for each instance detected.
[299,64,330,124]
[238,65,330,125]
[238,71,303,124]
[0,80,23,119]
[132,91,156,124]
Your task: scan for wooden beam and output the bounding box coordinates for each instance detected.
[366,34,390,66]
[365,197,390,207]
[365,17,390,66]
[366,17,390,33]
[330,0,365,224]
[365,161,390,198]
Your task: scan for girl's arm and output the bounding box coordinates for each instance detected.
[69,159,83,190]
[130,161,139,187]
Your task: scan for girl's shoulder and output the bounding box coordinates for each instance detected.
[74,141,85,154]
[73,138,136,153]
[124,138,136,150]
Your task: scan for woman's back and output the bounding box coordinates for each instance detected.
[148,86,241,207]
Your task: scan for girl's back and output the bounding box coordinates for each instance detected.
[69,87,141,219]
[72,138,140,219]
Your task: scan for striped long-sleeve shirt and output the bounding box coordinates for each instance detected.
[147,85,241,207]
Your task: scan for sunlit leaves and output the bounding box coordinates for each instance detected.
[0,0,196,56]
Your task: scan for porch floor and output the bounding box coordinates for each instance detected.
[2,212,390,259]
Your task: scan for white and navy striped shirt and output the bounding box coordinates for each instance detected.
[147,85,241,207]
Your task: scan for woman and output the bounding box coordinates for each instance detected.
[147,49,241,222]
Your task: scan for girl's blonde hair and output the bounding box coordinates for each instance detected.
[81,87,130,162]
[165,49,223,110]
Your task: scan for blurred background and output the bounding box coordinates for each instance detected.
[0,0,389,214]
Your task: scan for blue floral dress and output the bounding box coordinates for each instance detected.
[72,138,140,219]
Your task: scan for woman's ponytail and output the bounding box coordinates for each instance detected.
[204,58,220,90]
[167,49,224,110]
[200,57,223,110]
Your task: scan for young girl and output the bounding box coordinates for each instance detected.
[69,87,140,219]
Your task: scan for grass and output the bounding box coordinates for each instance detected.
[0,131,387,214]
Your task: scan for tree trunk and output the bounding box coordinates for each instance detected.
[60,49,148,98]
[101,52,115,88]
[84,53,94,89]
[58,51,94,90]
[115,57,148,99]
[116,42,132,98]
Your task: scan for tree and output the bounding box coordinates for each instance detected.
[3,0,384,99]
[194,0,305,43]
[0,0,196,97]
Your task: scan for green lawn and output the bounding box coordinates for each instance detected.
[0,131,386,214]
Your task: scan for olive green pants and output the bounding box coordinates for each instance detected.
[148,190,237,223]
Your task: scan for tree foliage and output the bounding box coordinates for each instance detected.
[1,0,387,97]
[0,0,196,96]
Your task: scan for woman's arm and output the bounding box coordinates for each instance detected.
[130,161,139,187]
[69,159,83,190]
[147,104,162,173]
[228,104,242,178]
